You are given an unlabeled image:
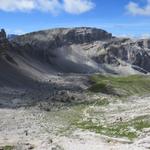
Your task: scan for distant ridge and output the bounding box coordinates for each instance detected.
[8,34,18,41]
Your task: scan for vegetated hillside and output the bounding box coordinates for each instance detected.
[89,74,150,96]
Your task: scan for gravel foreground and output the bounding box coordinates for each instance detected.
[0,96,150,149]
[0,74,150,150]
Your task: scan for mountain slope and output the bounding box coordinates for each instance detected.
[11,27,113,74]
[0,27,150,89]
[12,27,150,74]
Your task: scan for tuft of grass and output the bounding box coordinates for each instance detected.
[75,115,150,140]
[89,75,150,97]
[75,120,137,140]
[0,145,14,150]
[94,98,110,106]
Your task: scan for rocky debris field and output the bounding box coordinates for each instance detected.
[0,74,150,150]
[1,92,150,150]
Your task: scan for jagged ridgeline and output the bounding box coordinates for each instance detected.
[13,27,112,46]
[12,27,150,74]
[0,27,150,86]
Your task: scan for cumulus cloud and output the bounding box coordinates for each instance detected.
[0,0,95,14]
[0,0,35,11]
[35,0,62,14]
[140,33,150,39]
[13,29,25,35]
[63,0,95,14]
[126,0,150,16]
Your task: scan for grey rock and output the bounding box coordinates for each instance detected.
[0,27,150,84]
[0,29,11,54]
[0,29,6,40]
[13,27,112,48]
[94,38,150,72]
[8,34,18,41]
[137,39,150,49]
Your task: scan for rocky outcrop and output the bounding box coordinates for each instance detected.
[0,29,6,40]
[0,29,11,54]
[136,39,150,49]
[13,27,112,48]
[8,34,18,41]
[94,38,150,73]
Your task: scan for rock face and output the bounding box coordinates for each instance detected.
[91,38,150,73]
[0,29,42,87]
[11,28,150,74]
[13,27,112,48]
[8,34,18,41]
[0,29,11,54]
[11,27,113,74]
[0,27,149,75]
[137,39,150,49]
[0,29,6,40]
[94,38,150,73]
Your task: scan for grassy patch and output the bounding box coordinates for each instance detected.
[132,115,150,130]
[43,97,110,136]
[89,75,150,97]
[75,120,137,140]
[0,145,14,150]
[75,115,150,140]
[94,98,110,106]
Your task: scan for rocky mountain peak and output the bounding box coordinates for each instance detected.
[0,29,6,40]
[13,27,112,48]
[3,27,150,74]
[0,29,11,54]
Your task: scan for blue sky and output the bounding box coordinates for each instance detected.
[0,0,150,38]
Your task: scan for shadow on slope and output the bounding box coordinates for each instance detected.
[0,52,86,109]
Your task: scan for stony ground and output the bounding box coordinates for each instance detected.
[0,74,150,150]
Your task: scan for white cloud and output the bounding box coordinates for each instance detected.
[5,28,25,35]
[126,0,150,16]
[35,0,62,14]
[13,29,25,35]
[140,33,150,39]
[63,0,95,14]
[0,0,35,12]
[0,0,95,14]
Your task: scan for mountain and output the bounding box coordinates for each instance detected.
[0,29,39,88]
[93,38,150,73]
[1,28,150,149]
[0,27,150,88]
[7,34,18,41]
[12,27,150,74]
[13,27,112,45]
[11,27,113,74]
